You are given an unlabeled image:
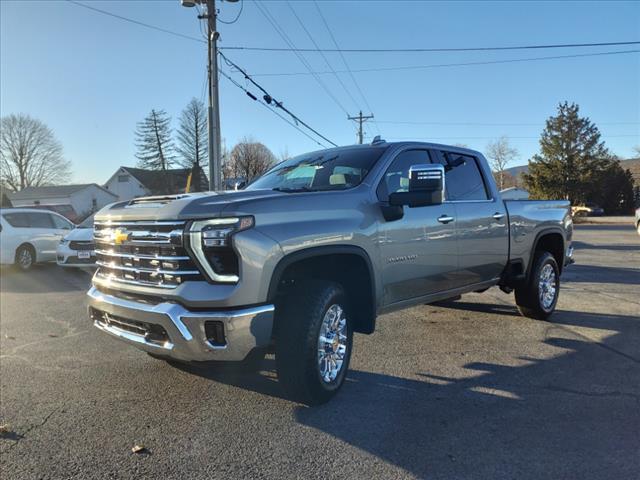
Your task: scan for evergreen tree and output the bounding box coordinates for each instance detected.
[176,98,207,169]
[523,102,611,204]
[135,109,175,171]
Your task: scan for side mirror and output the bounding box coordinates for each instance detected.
[388,164,445,208]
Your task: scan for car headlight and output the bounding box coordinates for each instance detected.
[59,238,69,245]
[187,217,254,283]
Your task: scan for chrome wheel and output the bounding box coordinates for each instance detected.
[317,304,348,384]
[17,248,33,270]
[538,263,557,311]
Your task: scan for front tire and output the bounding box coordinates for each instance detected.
[15,244,35,271]
[275,281,353,405]
[515,251,560,320]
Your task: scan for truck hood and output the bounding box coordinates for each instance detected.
[95,189,289,222]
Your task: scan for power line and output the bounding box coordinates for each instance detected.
[219,51,338,147]
[286,1,361,112]
[218,69,328,148]
[254,1,350,116]
[218,0,244,25]
[386,135,639,140]
[375,120,640,126]
[66,0,205,44]
[313,1,381,136]
[250,49,640,76]
[219,40,640,53]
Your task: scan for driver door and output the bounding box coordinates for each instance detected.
[377,149,458,306]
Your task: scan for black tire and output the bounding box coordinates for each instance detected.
[515,251,560,320]
[275,280,353,405]
[14,244,35,271]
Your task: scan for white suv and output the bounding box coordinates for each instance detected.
[0,208,74,270]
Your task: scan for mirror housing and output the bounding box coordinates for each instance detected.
[388,164,445,208]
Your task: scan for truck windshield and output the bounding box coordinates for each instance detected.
[246,146,389,192]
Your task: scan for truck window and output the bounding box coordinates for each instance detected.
[441,152,490,201]
[377,149,432,200]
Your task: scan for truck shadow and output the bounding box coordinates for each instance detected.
[176,307,639,479]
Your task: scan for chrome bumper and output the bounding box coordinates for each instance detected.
[87,286,274,362]
[565,245,575,266]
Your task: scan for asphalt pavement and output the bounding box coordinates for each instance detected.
[1,225,639,479]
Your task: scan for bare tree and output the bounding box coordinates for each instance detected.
[0,113,72,191]
[486,136,519,190]
[135,109,175,171]
[176,98,207,169]
[225,137,275,186]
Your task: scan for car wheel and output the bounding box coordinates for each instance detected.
[275,280,353,405]
[15,245,35,271]
[515,251,560,320]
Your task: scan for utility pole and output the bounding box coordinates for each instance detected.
[348,111,374,144]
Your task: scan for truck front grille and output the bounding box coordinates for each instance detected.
[94,220,203,289]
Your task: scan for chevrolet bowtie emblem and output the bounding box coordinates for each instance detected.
[112,229,129,245]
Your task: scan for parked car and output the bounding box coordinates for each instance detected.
[57,214,96,268]
[87,140,573,405]
[15,204,80,223]
[571,202,604,217]
[635,208,640,235]
[0,208,75,270]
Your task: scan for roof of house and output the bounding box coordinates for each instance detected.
[120,166,209,194]
[8,183,116,201]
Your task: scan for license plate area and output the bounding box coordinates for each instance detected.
[78,251,91,259]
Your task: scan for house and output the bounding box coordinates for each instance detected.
[8,184,117,220]
[500,187,530,200]
[103,166,209,201]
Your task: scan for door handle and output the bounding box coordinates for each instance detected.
[437,215,454,224]
[492,212,505,220]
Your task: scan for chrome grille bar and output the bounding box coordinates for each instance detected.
[95,249,190,261]
[96,260,200,276]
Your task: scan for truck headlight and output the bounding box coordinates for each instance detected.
[187,217,254,283]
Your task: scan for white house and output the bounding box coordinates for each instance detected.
[500,187,530,200]
[103,166,209,201]
[8,184,117,219]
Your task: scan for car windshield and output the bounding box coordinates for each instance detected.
[246,146,389,192]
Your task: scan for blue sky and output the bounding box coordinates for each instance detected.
[1,0,639,184]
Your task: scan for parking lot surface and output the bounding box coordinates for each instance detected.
[1,225,639,479]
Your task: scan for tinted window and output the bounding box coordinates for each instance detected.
[2,212,30,228]
[51,214,73,229]
[27,212,55,228]
[441,152,489,201]
[377,149,432,200]
[247,146,389,192]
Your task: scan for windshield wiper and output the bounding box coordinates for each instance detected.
[272,186,318,193]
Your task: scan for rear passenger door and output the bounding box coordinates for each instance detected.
[436,150,509,288]
[24,212,59,261]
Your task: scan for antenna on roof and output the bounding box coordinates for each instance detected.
[371,135,385,145]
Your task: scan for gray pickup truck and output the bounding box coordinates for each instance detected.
[88,140,573,404]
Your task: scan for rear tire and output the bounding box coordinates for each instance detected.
[275,280,353,405]
[15,244,35,271]
[515,251,560,320]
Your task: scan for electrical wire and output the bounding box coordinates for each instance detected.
[218,0,244,25]
[219,69,328,148]
[250,49,640,76]
[219,40,640,53]
[374,120,640,126]
[66,0,205,44]
[312,0,380,136]
[286,1,361,112]
[219,51,338,147]
[254,1,350,116]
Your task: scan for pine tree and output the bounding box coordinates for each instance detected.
[135,109,176,171]
[176,98,208,169]
[523,102,611,204]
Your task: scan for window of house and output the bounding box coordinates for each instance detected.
[118,175,130,182]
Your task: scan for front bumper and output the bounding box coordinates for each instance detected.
[57,245,96,267]
[87,286,274,362]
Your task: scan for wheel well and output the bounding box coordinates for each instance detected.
[270,252,376,334]
[16,242,36,256]
[534,233,564,273]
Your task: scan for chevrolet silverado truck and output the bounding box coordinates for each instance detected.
[87,140,573,404]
